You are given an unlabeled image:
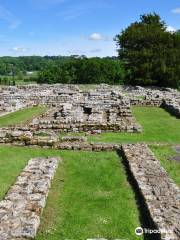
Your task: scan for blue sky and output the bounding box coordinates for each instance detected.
[0,0,179,57]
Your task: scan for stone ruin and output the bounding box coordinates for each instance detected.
[0,84,179,120]
[0,84,179,239]
[30,85,141,133]
[123,85,180,118]
[0,83,179,151]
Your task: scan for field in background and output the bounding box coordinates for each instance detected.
[0,72,38,85]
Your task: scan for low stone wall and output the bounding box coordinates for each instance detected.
[162,100,180,118]
[0,128,121,151]
[121,144,180,240]
[0,157,60,239]
[130,99,163,106]
[36,123,141,133]
[0,128,58,147]
[56,142,121,151]
[0,141,121,152]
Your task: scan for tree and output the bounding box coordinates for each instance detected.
[115,13,180,88]
[37,57,125,85]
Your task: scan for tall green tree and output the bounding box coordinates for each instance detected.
[115,13,180,88]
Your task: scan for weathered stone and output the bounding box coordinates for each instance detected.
[121,144,180,240]
[0,157,60,239]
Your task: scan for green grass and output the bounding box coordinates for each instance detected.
[88,107,180,144]
[15,80,37,85]
[0,147,30,199]
[150,145,180,186]
[0,146,142,240]
[59,131,86,140]
[0,106,46,127]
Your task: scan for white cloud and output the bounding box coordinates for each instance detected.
[166,25,176,32]
[0,5,22,29]
[10,46,28,53]
[171,8,180,14]
[89,33,104,41]
[88,33,112,41]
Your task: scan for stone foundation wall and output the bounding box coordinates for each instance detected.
[0,157,60,239]
[55,142,121,151]
[130,99,163,106]
[0,128,122,151]
[31,121,142,133]
[121,144,180,240]
[162,100,180,118]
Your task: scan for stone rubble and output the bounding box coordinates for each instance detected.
[121,144,180,240]
[0,84,143,132]
[28,85,142,133]
[0,84,179,120]
[0,127,121,151]
[123,85,180,117]
[0,128,58,147]
[0,157,60,240]
[0,84,179,239]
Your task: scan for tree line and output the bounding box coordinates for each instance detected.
[0,56,125,86]
[37,57,125,85]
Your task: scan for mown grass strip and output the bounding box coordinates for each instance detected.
[0,106,46,127]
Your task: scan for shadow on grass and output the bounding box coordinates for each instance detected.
[117,149,161,240]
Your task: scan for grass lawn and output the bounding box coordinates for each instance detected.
[0,147,30,200]
[0,146,142,240]
[88,107,180,144]
[150,145,180,186]
[0,106,46,127]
